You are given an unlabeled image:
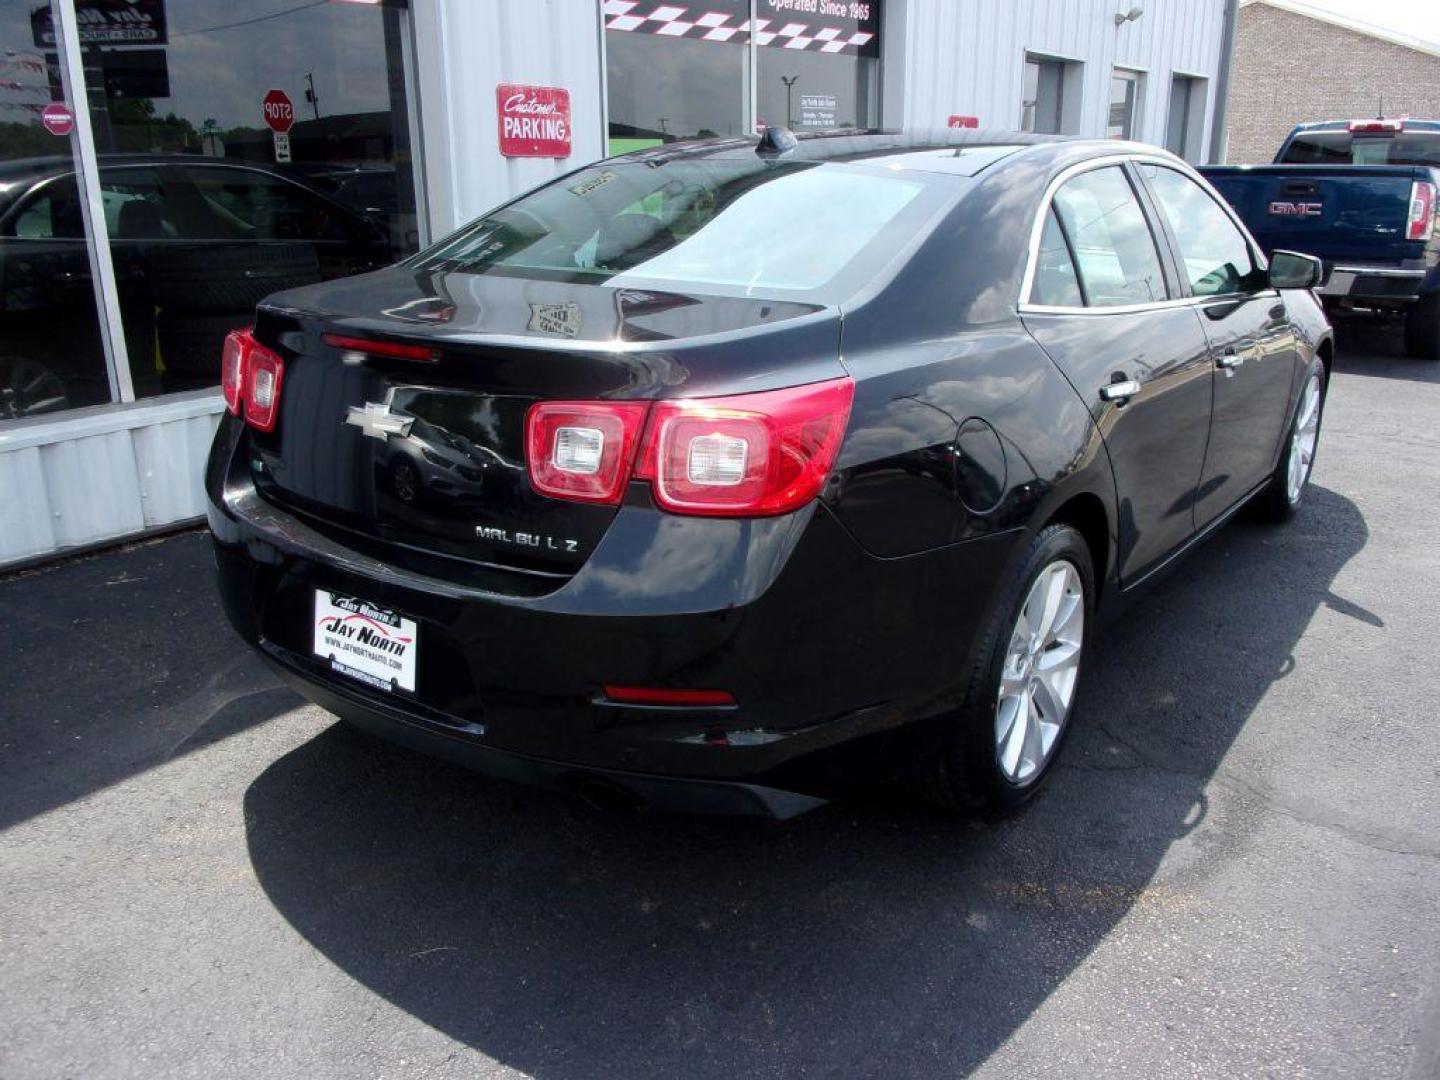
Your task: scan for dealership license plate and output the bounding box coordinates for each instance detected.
[313,590,418,693]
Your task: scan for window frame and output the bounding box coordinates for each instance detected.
[1019,154,1272,316]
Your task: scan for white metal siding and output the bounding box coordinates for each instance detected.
[411,0,605,234]
[900,0,1226,157]
[0,394,223,569]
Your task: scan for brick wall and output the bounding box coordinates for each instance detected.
[1225,2,1440,163]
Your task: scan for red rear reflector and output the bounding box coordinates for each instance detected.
[221,329,250,415]
[322,333,439,363]
[1407,181,1436,242]
[1348,118,1404,133]
[242,340,285,432]
[634,377,855,517]
[525,401,650,505]
[602,685,736,707]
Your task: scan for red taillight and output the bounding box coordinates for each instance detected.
[242,339,285,432]
[524,377,854,516]
[322,333,439,363]
[525,400,649,505]
[221,329,249,415]
[635,377,854,517]
[602,685,736,707]
[1407,181,1436,242]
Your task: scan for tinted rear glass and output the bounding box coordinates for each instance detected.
[410,158,950,300]
[1280,130,1440,166]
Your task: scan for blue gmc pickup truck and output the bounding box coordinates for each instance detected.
[1201,119,1440,360]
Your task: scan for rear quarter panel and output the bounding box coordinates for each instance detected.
[825,148,1116,565]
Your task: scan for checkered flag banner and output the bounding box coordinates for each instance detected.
[602,1,880,56]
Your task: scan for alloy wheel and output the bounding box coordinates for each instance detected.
[1287,371,1322,505]
[995,559,1085,785]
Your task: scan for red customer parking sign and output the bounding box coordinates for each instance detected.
[496,84,571,158]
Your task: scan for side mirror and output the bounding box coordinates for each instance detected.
[1269,249,1323,290]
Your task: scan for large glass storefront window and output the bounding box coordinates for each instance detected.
[753,0,879,132]
[604,0,881,154]
[1,0,421,416]
[1,2,111,418]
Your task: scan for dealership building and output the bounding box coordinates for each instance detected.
[0,0,1233,568]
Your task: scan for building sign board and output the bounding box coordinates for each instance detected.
[948,115,979,129]
[496,84,572,158]
[800,93,837,127]
[602,0,880,56]
[32,0,168,47]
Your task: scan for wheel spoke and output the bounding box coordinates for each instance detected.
[1035,566,1067,644]
[1036,638,1081,673]
[1020,693,1044,776]
[1030,671,1065,726]
[998,696,1027,779]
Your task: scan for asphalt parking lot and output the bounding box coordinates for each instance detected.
[2,318,1437,1080]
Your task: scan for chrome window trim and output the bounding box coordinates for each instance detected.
[1018,150,1272,316]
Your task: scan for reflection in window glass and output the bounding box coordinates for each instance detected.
[1030,207,1084,307]
[1141,165,1260,297]
[71,0,416,399]
[605,31,748,153]
[1052,166,1167,307]
[0,2,112,419]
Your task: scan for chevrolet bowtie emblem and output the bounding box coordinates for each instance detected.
[345,402,414,441]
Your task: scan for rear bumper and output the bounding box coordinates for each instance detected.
[1318,264,1428,304]
[260,645,826,818]
[207,414,1023,811]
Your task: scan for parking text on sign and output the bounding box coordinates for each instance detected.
[496,84,571,158]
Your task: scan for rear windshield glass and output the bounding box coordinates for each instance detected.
[1279,130,1440,166]
[409,158,946,299]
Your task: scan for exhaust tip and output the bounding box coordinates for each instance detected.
[576,777,647,815]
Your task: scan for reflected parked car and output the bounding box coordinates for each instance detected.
[0,154,392,416]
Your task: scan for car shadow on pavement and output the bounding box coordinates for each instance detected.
[242,486,1371,1079]
[0,532,300,832]
[1331,318,1440,383]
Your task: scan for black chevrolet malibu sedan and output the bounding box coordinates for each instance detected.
[207,130,1332,818]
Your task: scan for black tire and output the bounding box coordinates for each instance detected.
[157,312,253,377]
[1403,294,1440,361]
[1252,359,1327,523]
[911,523,1094,815]
[146,243,321,313]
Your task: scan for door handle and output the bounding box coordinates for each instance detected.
[1099,379,1142,403]
[1216,347,1244,370]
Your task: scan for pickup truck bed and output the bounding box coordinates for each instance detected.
[1199,164,1439,304]
[1199,119,1440,360]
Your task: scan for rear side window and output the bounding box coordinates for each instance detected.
[1280,130,1440,167]
[1140,165,1262,297]
[1030,207,1083,307]
[1050,166,1168,307]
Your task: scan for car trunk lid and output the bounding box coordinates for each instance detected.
[244,267,841,580]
